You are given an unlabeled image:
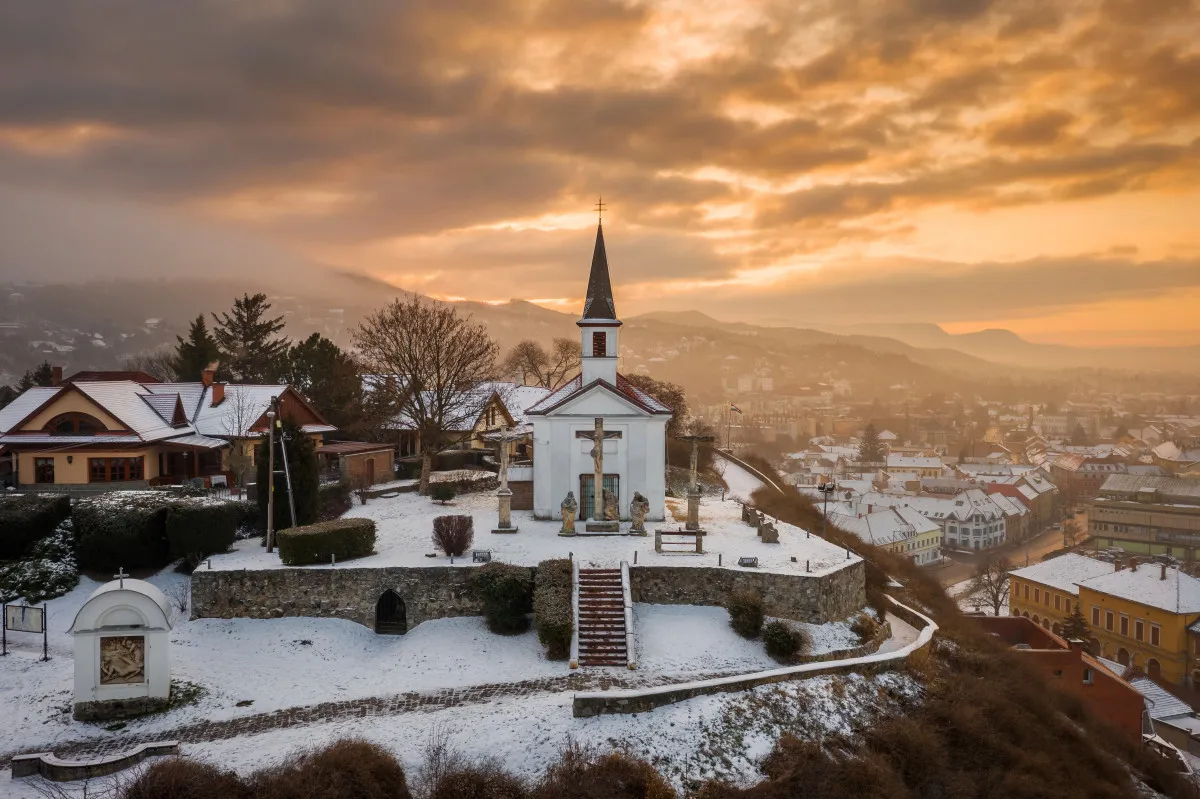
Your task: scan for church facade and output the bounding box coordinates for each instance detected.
[527,224,671,522]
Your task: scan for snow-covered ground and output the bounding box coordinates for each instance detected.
[4,668,923,798]
[205,489,859,577]
[717,456,767,502]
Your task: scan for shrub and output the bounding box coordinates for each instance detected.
[0,493,71,559]
[230,499,260,537]
[472,562,533,634]
[277,518,376,566]
[251,739,411,799]
[432,765,530,799]
[535,741,677,799]
[122,756,249,799]
[430,482,457,504]
[73,491,173,570]
[166,502,240,570]
[850,612,880,643]
[763,620,807,661]
[433,515,475,556]
[727,588,765,639]
[0,519,78,603]
[534,559,573,660]
[255,421,320,532]
[317,481,352,521]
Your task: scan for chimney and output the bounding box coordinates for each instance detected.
[211,382,225,407]
[1161,563,1168,581]
[1066,638,1084,653]
[201,369,215,387]
[51,365,62,386]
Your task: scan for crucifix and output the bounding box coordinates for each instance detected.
[675,434,716,493]
[595,195,607,224]
[576,417,622,520]
[113,567,128,589]
[491,426,525,490]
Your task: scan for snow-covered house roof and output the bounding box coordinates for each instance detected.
[1077,565,1200,614]
[830,505,940,547]
[1129,677,1194,723]
[0,387,58,433]
[886,455,944,470]
[1010,554,1114,597]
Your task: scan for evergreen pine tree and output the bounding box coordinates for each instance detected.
[17,361,55,391]
[1061,603,1090,641]
[255,420,319,532]
[858,423,885,464]
[171,315,221,382]
[212,293,290,383]
[284,333,363,431]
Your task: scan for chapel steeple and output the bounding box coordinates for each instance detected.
[578,214,621,386]
[582,223,618,321]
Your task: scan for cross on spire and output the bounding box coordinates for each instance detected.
[595,195,607,224]
[113,567,128,589]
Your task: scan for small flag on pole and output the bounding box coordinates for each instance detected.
[730,403,743,415]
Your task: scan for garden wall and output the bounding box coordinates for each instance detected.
[630,560,865,624]
[191,566,482,631]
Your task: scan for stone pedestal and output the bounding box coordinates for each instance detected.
[492,488,518,534]
[685,490,702,532]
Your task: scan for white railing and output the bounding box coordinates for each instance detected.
[621,560,636,670]
[569,557,581,669]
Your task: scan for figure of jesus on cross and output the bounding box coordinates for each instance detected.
[576,417,622,520]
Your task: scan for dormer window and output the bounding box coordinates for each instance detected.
[45,412,105,435]
[592,331,607,357]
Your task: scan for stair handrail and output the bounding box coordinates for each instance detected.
[569,557,581,669]
[621,560,636,670]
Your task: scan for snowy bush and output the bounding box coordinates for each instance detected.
[0,493,71,559]
[763,620,810,662]
[317,481,352,521]
[74,491,173,570]
[166,502,240,571]
[0,519,79,603]
[430,482,457,504]
[432,515,474,556]
[534,559,573,660]
[430,469,499,495]
[727,588,765,638]
[850,612,880,644]
[472,562,533,634]
[277,518,376,566]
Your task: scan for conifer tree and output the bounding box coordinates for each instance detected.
[171,315,221,382]
[1061,603,1090,641]
[17,361,55,391]
[284,333,363,431]
[212,293,289,383]
[858,422,885,464]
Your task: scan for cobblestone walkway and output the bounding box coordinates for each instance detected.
[3,669,738,766]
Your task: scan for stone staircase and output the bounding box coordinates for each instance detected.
[576,568,629,667]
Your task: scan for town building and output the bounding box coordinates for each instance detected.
[1011,554,1200,685]
[0,369,334,494]
[828,505,941,565]
[885,454,944,478]
[1089,474,1200,561]
[1050,453,1127,510]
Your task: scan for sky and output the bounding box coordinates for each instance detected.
[1,0,1199,347]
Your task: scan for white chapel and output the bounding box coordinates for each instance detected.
[527,223,672,522]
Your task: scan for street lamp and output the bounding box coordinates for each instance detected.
[265,410,276,553]
[816,480,838,541]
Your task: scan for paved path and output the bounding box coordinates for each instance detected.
[1,669,740,766]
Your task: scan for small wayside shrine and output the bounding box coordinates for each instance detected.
[528,215,672,528]
[68,574,174,720]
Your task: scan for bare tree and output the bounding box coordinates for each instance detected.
[122,348,178,382]
[969,555,1012,616]
[500,338,580,390]
[221,389,258,498]
[353,297,499,495]
[1061,518,1084,549]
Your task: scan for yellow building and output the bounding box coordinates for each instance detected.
[1011,554,1200,686]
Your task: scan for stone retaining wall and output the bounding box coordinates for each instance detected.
[11,742,179,782]
[193,561,864,630]
[191,567,485,631]
[630,560,865,624]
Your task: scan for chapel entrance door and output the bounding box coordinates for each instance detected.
[579,474,619,520]
[375,590,407,634]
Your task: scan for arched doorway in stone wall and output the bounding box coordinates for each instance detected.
[1148,659,1162,679]
[375,590,407,635]
[1117,648,1130,667]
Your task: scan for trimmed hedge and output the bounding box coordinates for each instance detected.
[74,492,172,571]
[0,494,71,559]
[166,502,240,569]
[472,562,533,634]
[0,519,78,604]
[277,518,377,566]
[727,588,765,639]
[763,620,807,661]
[533,559,573,660]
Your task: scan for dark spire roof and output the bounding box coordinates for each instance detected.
[582,223,617,320]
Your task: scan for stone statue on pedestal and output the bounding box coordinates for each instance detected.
[630,492,649,534]
[603,488,619,521]
[560,491,578,535]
